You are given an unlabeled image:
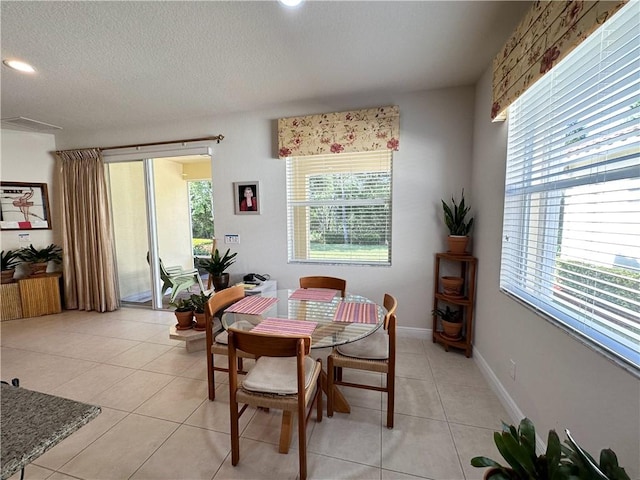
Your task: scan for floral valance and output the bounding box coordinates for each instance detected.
[278,106,399,158]
[491,0,628,121]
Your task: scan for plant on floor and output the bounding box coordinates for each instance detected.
[471,418,631,480]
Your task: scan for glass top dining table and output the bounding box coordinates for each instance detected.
[221,288,385,349]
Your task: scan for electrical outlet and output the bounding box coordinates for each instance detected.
[224,234,240,244]
[509,359,516,380]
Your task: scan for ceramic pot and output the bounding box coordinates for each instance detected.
[1,269,15,284]
[441,319,462,339]
[30,262,48,276]
[211,273,230,291]
[441,276,464,296]
[447,235,469,255]
[175,310,194,330]
[193,312,206,331]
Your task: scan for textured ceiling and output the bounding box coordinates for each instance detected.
[1,1,529,135]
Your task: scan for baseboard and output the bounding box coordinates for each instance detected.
[397,326,431,340]
[473,348,546,452]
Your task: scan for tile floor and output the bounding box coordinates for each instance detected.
[0,308,508,480]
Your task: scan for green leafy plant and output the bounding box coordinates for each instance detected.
[1,250,21,271]
[199,248,237,277]
[441,189,474,236]
[189,291,212,314]
[18,244,63,264]
[471,418,631,480]
[431,306,461,323]
[169,297,194,312]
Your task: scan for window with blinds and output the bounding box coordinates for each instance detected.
[500,1,640,371]
[286,151,392,265]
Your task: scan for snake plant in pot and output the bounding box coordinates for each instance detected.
[441,189,474,255]
[1,250,21,284]
[17,243,62,276]
[199,248,237,291]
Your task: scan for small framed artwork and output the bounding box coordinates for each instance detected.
[0,181,52,230]
[234,181,260,215]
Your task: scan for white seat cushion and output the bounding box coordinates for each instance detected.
[336,329,388,360]
[215,320,255,344]
[242,356,317,395]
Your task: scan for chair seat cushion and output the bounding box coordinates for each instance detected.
[242,356,316,395]
[215,320,255,344]
[336,328,388,360]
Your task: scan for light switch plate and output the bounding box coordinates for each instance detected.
[224,234,240,244]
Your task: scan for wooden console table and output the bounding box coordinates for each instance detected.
[0,274,62,321]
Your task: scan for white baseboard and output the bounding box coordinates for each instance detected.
[397,326,431,340]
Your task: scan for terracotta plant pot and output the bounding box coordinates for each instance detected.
[193,312,206,331]
[1,269,16,284]
[441,319,462,340]
[211,273,230,291]
[175,310,194,330]
[30,262,48,276]
[441,276,464,296]
[447,235,469,255]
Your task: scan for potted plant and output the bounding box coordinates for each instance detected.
[18,243,62,276]
[1,250,21,284]
[432,305,462,339]
[199,248,237,291]
[471,417,631,480]
[441,276,464,296]
[190,291,212,331]
[170,297,195,330]
[441,189,474,255]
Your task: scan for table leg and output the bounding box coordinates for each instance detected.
[320,370,350,414]
[278,411,294,454]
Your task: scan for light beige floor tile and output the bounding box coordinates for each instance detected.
[308,406,382,466]
[242,406,319,448]
[381,415,464,479]
[50,364,135,402]
[437,383,509,430]
[333,369,383,411]
[307,454,382,479]
[92,369,174,411]
[212,437,300,480]
[7,464,54,480]
[449,423,501,480]
[140,346,202,375]
[396,335,427,355]
[387,376,446,421]
[134,376,208,423]
[59,413,178,479]
[62,334,141,362]
[105,341,173,369]
[44,472,81,480]
[395,352,434,381]
[35,408,128,470]
[428,351,488,389]
[185,383,257,434]
[131,424,229,480]
[382,469,430,479]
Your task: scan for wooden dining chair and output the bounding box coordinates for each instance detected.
[205,285,255,401]
[299,275,347,297]
[228,329,322,480]
[327,293,398,428]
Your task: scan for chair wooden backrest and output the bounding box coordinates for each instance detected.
[204,285,245,400]
[299,276,346,297]
[383,293,398,330]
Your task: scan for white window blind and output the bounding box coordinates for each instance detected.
[500,1,640,371]
[286,151,392,265]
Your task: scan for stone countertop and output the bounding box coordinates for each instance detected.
[1,384,101,480]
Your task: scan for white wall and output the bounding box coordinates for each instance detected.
[56,87,476,332]
[0,130,59,275]
[470,67,640,477]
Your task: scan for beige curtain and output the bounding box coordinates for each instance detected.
[278,106,399,158]
[491,0,628,120]
[56,149,119,312]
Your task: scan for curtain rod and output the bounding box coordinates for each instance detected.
[55,134,224,154]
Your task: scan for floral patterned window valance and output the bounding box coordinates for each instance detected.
[491,0,628,121]
[278,106,399,158]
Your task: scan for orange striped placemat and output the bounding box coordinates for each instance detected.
[289,288,337,302]
[333,302,378,324]
[250,317,317,336]
[225,296,278,314]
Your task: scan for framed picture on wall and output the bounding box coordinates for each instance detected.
[0,181,52,230]
[234,181,260,215]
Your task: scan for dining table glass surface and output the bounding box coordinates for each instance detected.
[221,289,385,349]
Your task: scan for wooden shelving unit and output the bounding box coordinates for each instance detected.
[432,252,477,357]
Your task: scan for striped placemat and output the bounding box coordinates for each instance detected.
[289,288,337,302]
[225,296,278,314]
[251,317,317,336]
[333,302,378,324]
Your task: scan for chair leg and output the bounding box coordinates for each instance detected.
[386,370,395,429]
[327,355,334,417]
[207,352,215,401]
[230,400,240,466]
[298,406,307,480]
[317,369,323,422]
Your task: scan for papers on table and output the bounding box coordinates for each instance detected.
[250,317,317,336]
[333,302,378,324]
[289,288,337,302]
[225,295,278,314]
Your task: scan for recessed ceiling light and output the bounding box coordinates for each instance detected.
[3,59,36,73]
[278,0,303,7]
